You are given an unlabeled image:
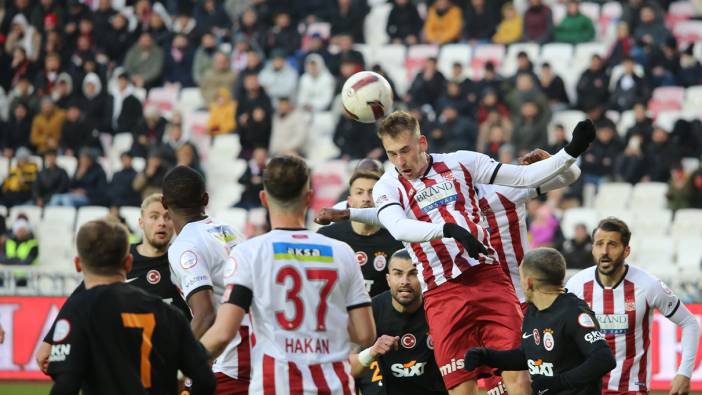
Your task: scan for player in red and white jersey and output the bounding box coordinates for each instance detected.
[320,112,596,395]
[162,166,251,394]
[566,217,700,395]
[201,155,375,395]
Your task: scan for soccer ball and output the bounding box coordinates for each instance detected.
[341,71,394,123]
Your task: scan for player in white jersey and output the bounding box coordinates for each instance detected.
[566,217,700,395]
[317,112,596,395]
[201,155,376,395]
[161,166,251,394]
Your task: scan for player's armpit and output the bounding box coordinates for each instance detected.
[49,372,82,395]
[187,288,216,339]
[347,305,376,348]
[200,304,246,360]
[376,203,444,242]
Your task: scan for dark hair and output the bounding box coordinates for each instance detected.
[349,170,381,188]
[521,247,566,287]
[76,219,129,275]
[162,165,206,210]
[389,249,412,270]
[378,111,420,138]
[263,155,310,203]
[592,217,631,246]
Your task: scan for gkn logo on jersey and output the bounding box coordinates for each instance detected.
[391,360,427,377]
[584,330,606,343]
[527,359,554,376]
[414,181,458,213]
[596,313,629,335]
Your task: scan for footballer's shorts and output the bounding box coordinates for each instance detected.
[602,391,648,395]
[423,264,523,390]
[215,373,249,394]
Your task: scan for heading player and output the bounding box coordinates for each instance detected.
[201,155,375,394]
[319,111,596,395]
[566,217,700,395]
[162,166,250,393]
[465,248,616,395]
[47,219,215,395]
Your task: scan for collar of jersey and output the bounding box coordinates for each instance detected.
[273,227,307,231]
[595,264,629,290]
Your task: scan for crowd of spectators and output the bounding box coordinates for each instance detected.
[1,0,702,226]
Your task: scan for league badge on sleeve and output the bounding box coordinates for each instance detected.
[577,312,596,328]
[180,250,198,270]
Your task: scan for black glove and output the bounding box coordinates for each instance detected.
[531,375,565,394]
[464,348,489,371]
[564,119,596,157]
[443,223,488,259]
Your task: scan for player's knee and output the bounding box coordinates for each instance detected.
[501,371,531,395]
[447,380,478,395]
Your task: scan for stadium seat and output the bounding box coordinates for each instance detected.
[7,205,42,228]
[212,207,248,234]
[502,42,539,75]
[131,157,146,173]
[42,206,77,229]
[37,223,76,269]
[653,110,683,132]
[560,207,599,239]
[673,20,702,44]
[146,86,179,117]
[10,155,43,171]
[617,110,636,137]
[634,236,675,270]
[208,183,245,215]
[110,133,134,158]
[681,157,700,174]
[630,208,672,237]
[540,43,573,70]
[675,237,702,279]
[579,2,601,25]
[684,85,702,112]
[471,44,505,75]
[373,44,408,95]
[629,182,668,209]
[210,133,241,159]
[548,110,586,141]
[406,44,440,82]
[178,87,205,113]
[551,2,566,24]
[670,208,702,238]
[56,155,77,176]
[595,208,634,226]
[650,86,685,110]
[593,182,632,210]
[667,1,695,29]
[183,110,210,137]
[573,42,608,66]
[76,206,110,230]
[0,205,6,218]
[438,44,472,78]
[120,206,142,235]
[0,156,9,182]
[310,160,349,213]
[600,1,622,24]
[363,2,391,45]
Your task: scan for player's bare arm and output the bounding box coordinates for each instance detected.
[347,305,376,348]
[349,334,400,377]
[188,289,217,338]
[201,303,246,360]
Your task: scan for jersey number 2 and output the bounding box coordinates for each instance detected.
[121,313,156,388]
[275,267,338,331]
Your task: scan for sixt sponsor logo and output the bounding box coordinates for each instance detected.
[415,181,458,213]
[391,360,427,377]
[527,359,554,376]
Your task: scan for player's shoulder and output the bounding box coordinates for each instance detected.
[437,150,491,164]
[316,221,352,239]
[624,264,660,286]
[566,266,598,288]
[561,293,598,322]
[377,167,399,185]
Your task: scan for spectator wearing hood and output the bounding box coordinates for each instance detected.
[554,0,595,44]
[423,0,462,45]
[199,51,236,105]
[4,14,41,61]
[109,151,141,208]
[123,32,164,88]
[33,149,69,207]
[106,72,143,134]
[0,216,38,266]
[48,148,108,207]
[523,0,553,43]
[297,54,335,113]
[78,72,107,132]
[387,0,422,45]
[164,34,196,88]
[60,101,103,156]
[1,147,39,207]
[192,32,218,85]
[258,49,298,105]
[3,102,33,157]
[51,72,74,109]
[30,97,65,154]
[207,88,237,137]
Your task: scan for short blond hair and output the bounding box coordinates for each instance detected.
[140,193,164,215]
[377,111,420,138]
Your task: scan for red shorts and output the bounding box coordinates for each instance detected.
[603,392,648,395]
[215,372,249,395]
[423,264,523,390]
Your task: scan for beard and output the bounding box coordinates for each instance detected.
[596,253,625,276]
[391,286,420,307]
[145,233,170,251]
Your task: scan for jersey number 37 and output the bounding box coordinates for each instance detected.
[275,267,338,332]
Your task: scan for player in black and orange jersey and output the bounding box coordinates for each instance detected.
[46,219,214,395]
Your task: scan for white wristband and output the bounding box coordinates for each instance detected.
[358,347,375,367]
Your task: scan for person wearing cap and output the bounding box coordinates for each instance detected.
[33,149,69,207]
[258,48,298,104]
[1,147,39,207]
[0,215,39,267]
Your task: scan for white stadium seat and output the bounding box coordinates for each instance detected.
[561,207,599,239]
[8,205,42,228]
[37,223,76,269]
[595,208,634,226]
[629,182,668,209]
[178,87,205,113]
[76,206,110,229]
[630,208,672,237]
[438,44,472,78]
[120,206,142,235]
[548,110,586,141]
[675,238,702,279]
[540,43,573,70]
[42,207,77,230]
[593,183,632,210]
[671,208,702,238]
[363,2,391,45]
[56,155,78,177]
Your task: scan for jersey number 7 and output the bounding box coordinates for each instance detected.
[121,313,156,388]
[275,267,338,331]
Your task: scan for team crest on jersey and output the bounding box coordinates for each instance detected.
[533,329,540,345]
[356,251,368,266]
[401,334,417,349]
[440,171,456,182]
[414,181,458,213]
[426,335,434,350]
[179,250,198,270]
[53,319,71,342]
[625,300,636,312]
[543,329,555,351]
[660,280,674,296]
[373,253,387,271]
[146,269,161,284]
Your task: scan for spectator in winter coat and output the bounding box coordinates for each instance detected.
[429,106,478,153]
[30,97,65,154]
[207,88,237,137]
[464,0,498,42]
[407,57,446,110]
[643,126,680,182]
[1,148,38,207]
[3,102,32,157]
[199,51,236,105]
[109,151,141,208]
[678,47,702,87]
[297,54,335,113]
[263,11,300,57]
[163,34,196,88]
[59,102,102,157]
[492,3,522,45]
[48,148,108,207]
[258,49,298,105]
[123,32,164,88]
[523,0,553,43]
[580,124,623,185]
[235,147,267,210]
[560,224,593,270]
[100,12,136,65]
[576,55,609,111]
[333,116,383,160]
[329,0,368,43]
[269,98,310,157]
[106,72,143,134]
[131,105,167,159]
[609,57,650,112]
[633,5,671,47]
[554,0,595,44]
[132,148,169,200]
[192,32,218,85]
[386,0,422,45]
[423,0,462,45]
[511,100,551,156]
[33,149,69,207]
[78,72,107,133]
[539,63,569,110]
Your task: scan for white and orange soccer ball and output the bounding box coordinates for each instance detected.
[341,71,394,123]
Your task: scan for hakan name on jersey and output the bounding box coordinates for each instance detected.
[415,181,458,213]
[391,360,428,377]
[527,359,554,376]
[595,313,629,335]
[284,337,330,354]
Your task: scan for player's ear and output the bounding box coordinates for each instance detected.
[623,244,631,259]
[418,134,428,152]
[138,215,144,230]
[202,192,209,207]
[123,253,134,274]
[73,256,82,273]
[259,190,269,209]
